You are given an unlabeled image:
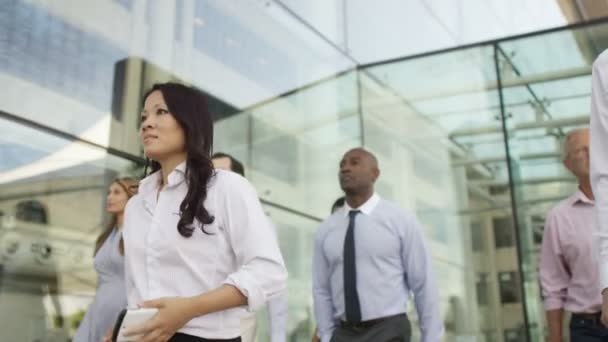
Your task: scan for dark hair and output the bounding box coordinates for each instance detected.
[142,83,215,237]
[95,178,138,256]
[212,152,245,177]
[331,196,345,213]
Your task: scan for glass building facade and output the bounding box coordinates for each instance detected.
[0,1,605,341]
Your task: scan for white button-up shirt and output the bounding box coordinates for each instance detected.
[122,163,287,339]
[591,49,608,291]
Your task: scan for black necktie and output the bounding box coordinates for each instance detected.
[344,210,361,323]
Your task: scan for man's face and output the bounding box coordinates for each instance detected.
[338,149,379,194]
[564,130,590,179]
[212,156,233,172]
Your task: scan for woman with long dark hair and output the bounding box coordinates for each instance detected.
[73,177,138,342]
[119,83,287,342]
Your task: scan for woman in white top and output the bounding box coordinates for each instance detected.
[118,83,287,342]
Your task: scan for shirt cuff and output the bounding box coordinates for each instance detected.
[543,297,565,311]
[223,272,265,312]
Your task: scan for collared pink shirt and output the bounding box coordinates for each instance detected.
[539,189,601,313]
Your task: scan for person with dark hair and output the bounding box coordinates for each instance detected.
[212,152,288,342]
[212,153,245,177]
[330,197,345,214]
[117,83,286,342]
[74,177,138,342]
[313,148,443,342]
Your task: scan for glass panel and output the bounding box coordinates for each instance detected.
[0,114,140,341]
[497,20,608,341]
[255,204,322,342]
[262,0,348,51]
[361,46,526,341]
[342,0,570,63]
[217,71,361,219]
[0,0,355,153]
[2,3,360,341]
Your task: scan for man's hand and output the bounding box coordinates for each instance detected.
[546,309,563,342]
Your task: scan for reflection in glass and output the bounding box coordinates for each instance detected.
[0,115,139,341]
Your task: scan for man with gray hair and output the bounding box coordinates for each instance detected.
[539,128,607,341]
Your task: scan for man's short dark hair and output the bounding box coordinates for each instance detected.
[212,152,245,177]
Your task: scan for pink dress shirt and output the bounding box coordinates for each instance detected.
[539,189,602,313]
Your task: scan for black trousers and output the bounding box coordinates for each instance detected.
[169,333,241,342]
[330,313,411,342]
[570,314,608,342]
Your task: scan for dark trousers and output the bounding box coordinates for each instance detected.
[169,333,241,342]
[330,314,411,342]
[570,314,608,342]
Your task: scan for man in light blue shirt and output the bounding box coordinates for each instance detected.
[312,148,443,342]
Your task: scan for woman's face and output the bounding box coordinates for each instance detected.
[106,182,130,214]
[140,90,186,162]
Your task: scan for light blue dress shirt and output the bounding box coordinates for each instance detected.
[312,193,444,342]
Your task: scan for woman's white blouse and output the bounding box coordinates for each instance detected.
[122,163,287,339]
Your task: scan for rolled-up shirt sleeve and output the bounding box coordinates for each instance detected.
[221,176,287,311]
[591,50,608,292]
[539,212,569,310]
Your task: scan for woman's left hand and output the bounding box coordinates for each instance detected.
[124,297,195,342]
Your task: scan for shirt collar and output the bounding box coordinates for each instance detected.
[138,162,187,214]
[166,161,187,187]
[139,161,187,193]
[343,193,380,217]
[138,169,161,195]
[572,188,594,206]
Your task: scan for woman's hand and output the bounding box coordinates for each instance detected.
[102,328,113,342]
[124,297,195,342]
